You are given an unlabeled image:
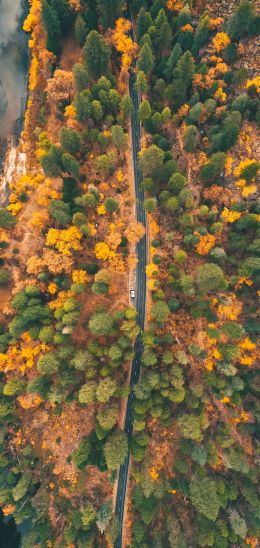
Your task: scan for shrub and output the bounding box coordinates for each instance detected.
[0,208,16,229]
[0,269,10,286]
[222,322,245,341]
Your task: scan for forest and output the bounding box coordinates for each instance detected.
[0,0,259,547]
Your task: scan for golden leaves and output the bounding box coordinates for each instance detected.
[46,226,83,256]
[94,242,116,261]
[196,234,216,256]
[211,32,231,52]
[221,208,241,223]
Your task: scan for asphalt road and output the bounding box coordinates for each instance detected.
[114,71,147,547]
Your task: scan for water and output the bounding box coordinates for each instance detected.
[0,510,20,548]
[0,0,29,138]
[0,1,28,545]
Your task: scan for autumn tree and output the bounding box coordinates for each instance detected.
[124,221,145,244]
[47,69,74,105]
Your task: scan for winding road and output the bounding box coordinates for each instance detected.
[114,66,147,547]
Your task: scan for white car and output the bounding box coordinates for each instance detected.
[130,289,135,300]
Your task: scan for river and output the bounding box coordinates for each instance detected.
[0,0,29,545]
[0,0,29,171]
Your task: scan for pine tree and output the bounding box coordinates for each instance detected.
[120,94,134,119]
[83,31,111,80]
[136,71,148,94]
[228,0,256,39]
[51,0,72,34]
[111,125,127,152]
[164,44,182,80]
[73,64,89,92]
[139,99,151,122]
[137,8,152,43]
[154,9,172,54]
[176,51,195,87]
[60,127,82,155]
[97,0,124,30]
[74,15,87,47]
[137,43,155,75]
[42,0,61,54]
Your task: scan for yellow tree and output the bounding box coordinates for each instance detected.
[111,18,138,91]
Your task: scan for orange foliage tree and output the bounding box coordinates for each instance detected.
[124,222,145,245]
[111,18,138,91]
